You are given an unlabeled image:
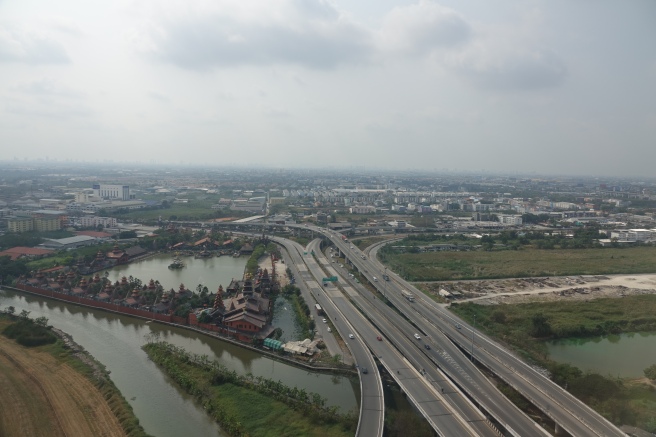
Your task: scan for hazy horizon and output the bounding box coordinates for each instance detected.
[1,1,654,177]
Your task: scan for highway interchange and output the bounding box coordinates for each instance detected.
[226,221,627,436]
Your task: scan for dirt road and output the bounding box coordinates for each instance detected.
[0,335,126,437]
[419,273,656,305]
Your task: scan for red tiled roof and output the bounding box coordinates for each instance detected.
[0,246,53,260]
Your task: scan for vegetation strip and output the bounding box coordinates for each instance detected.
[381,244,656,281]
[142,341,356,437]
[450,296,656,432]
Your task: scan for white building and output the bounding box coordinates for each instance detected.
[93,184,130,200]
[610,229,655,242]
[349,205,376,214]
[497,215,523,225]
[79,216,117,228]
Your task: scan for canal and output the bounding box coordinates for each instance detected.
[0,254,358,437]
[547,332,656,378]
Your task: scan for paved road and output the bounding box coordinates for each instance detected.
[362,240,626,437]
[309,240,501,437]
[303,238,488,437]
[273,237,385,437]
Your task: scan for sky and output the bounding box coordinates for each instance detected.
[1,0,655,177]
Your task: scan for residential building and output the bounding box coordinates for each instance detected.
[8,217,34,233]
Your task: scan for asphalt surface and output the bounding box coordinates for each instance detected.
[363,240,627,437]
[308,239,501,437]
[273,237,385,437]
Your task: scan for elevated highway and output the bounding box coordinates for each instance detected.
[307,239,501,436]
[346,234,626,437]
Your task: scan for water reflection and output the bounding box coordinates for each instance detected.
[547,331,656,378]
[0,287,358,437]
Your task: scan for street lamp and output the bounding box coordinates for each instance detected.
[471,314,476,362]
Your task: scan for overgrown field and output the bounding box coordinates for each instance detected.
[451,296,656,431]
[381,246,656,281]
[143,341,356,437]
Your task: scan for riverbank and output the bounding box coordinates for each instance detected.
[143,341,357,437]
[3,284,354,376]
[0,313,148,437]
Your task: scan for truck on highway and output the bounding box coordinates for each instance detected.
[401,290,415,302]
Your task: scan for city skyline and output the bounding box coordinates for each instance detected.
[1,0,655,177]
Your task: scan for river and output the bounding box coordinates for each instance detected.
[547,332,656,378]
[0,254,357,437]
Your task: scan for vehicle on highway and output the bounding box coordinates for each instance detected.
[322,318,327,323]
[424,344,431,350]
[414,333,421,340]
[327,327,331,332]
[376,336,382,341]
[361,367,368,374]
[349,334,355,339]
[401,289,415,302]
[456,324,461,329]
[373,276,378,282]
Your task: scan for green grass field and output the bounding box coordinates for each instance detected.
[382,246,656,281]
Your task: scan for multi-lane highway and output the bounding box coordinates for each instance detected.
[223,222,627,436]
[347,234,626,437]
[273,237,385,437]
[313,238,544,436]
[305,238,502,436]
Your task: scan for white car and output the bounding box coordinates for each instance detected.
[327,327,331,333]
[414,333,421,340]
[349,334,355,339]
[322,318,327,323]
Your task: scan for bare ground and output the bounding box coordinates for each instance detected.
[417,273,656,305]
[0,335,126,437]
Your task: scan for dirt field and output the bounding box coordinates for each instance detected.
[418,273,656,305]
[0,334,126,437]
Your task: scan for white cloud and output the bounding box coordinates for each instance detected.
[133,0,373,70]
[15,78,83,98]
[0,23,70,64]
[444,43,567,90]
[378,0,470,55]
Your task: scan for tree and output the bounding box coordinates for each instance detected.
[19,309,31,320]
[4,306,15,315]
[490,310,507,324]
[34,316,49,327]
[644,364,656,380]
[531,312,551,337]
